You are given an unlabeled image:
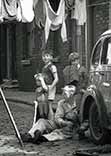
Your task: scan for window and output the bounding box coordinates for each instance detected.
[101,37,111,65]
[92,41,102,66]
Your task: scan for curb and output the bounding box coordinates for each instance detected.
[2,97,57,111]
[5,97,33,106]
[0,151,39,156]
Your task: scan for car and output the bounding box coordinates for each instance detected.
[79,29,111,144]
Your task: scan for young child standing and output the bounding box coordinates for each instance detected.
[42,52,59,120]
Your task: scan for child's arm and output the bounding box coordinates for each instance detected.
[50,65,59,89]
[50,72,58,89]
[39,76,48,91]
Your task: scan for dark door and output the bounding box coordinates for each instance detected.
[0,24,17,81]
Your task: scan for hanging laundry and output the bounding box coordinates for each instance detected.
[0,0,17,22]
[17,0,34,23]
[71,0,86,25]
[0,0,3,22]
[4,0,17,17]
[34,0,46,29]
[43,0,67,43]
[33,0,39,8]
[48,0,60,12]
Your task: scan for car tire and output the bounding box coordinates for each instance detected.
[89,101,108,145]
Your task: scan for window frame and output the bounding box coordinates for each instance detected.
[101,36,111,65]
[91,38,103,67]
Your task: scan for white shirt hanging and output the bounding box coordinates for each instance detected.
[17,0,34,23]
[43,0,67,43]
[71,0,86,25]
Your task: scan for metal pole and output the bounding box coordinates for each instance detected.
[0,87,24,148]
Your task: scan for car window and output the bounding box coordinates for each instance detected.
[101,37,111,64]
[92,41,102,66]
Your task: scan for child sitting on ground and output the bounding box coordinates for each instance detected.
[21,85,79,143]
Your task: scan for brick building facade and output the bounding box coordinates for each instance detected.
[87,0,109,68]
[0,0,110,91]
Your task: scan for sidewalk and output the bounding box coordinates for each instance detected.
[0,89,62,110]
[0,89,62,156]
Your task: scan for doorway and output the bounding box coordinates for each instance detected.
[0,23,17,81]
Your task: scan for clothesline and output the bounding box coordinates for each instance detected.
[3,0,107,42]
[87,2,110,7]
[64,1,109,10]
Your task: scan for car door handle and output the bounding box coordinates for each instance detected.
[102,82,110,87]
[98,71,104,76]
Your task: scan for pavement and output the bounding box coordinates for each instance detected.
[0,88,62,156]
[1,88,111,156]
[0,88,62,110]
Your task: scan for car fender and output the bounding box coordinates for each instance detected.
[79,85,108,128]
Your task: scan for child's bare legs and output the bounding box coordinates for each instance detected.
[38,101,49,119]
[37,100,54,120]
[48,100,54,120]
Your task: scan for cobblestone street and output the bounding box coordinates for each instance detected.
[0,100,111,156]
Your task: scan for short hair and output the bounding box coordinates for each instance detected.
[42,49,53,57]
[62,85,76,93]
[68,52,79,63]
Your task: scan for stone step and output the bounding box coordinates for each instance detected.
[1,79,19,90]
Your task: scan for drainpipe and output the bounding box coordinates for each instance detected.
[85,0,88,69]
[86,0,93,71]
[76,23,82,65]
[0,26,2,84]
[109,1,111,29]
[6,25,11,80]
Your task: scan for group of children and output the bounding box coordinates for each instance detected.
[21,51,88,143]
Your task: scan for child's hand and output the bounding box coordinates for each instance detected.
[38,75,44,82]
[34,73,43,80]
[38,75,48,91]
[80,89,86,93]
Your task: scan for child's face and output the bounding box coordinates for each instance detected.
[71,58,79,65]
[36,79,41,86]
[62,86,76,100]
[62,90,75,100]
[42,54,53,64]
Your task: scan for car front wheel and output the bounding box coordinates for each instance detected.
[89,101,108,144]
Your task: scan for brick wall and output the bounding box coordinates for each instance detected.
[89,0,109,44]
[86,0,109,68]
